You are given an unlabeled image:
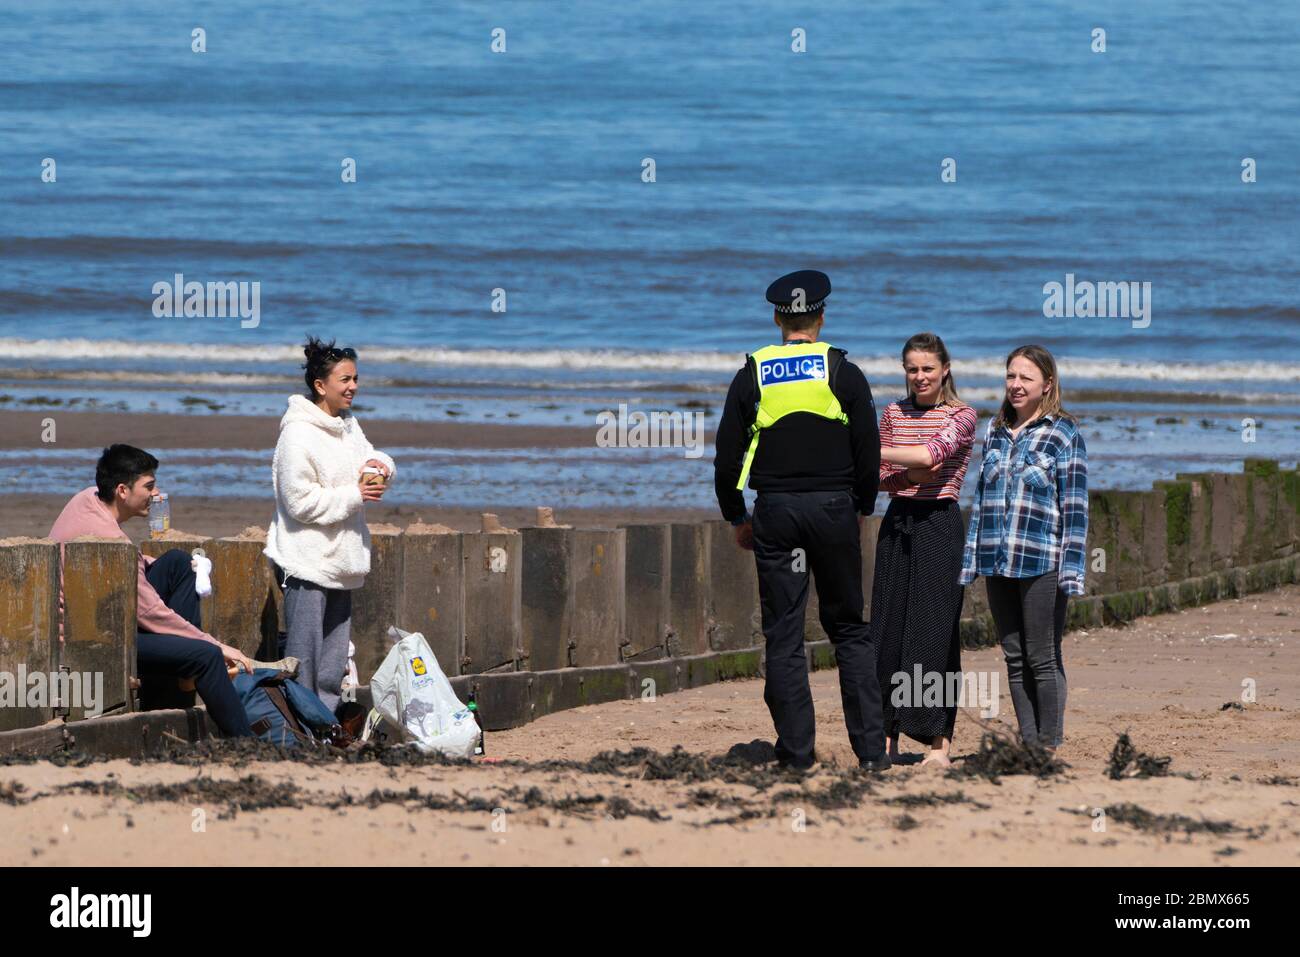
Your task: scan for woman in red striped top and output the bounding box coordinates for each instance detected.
[868,333,978,767]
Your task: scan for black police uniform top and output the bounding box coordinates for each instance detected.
[713,347,882,523]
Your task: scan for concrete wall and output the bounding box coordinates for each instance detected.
[1,459,1297,738]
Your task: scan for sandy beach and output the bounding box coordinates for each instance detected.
[6,0,1300,909]
[3,584,1297,866]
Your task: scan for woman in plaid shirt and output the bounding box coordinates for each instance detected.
[960,345,1088,751]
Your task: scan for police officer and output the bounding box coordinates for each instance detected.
[713,269,889,771]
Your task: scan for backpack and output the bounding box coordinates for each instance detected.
[232,668,340,747]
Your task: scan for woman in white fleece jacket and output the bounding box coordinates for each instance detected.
[264,338,396,713]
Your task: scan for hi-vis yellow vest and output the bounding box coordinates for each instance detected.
[736,340,848,490]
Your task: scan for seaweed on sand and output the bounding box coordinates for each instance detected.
[947,730,1067,782]
[1106,733,1173,780]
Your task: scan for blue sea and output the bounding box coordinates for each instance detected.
[1,0,1297,509]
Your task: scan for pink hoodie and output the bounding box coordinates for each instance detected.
[47,487,219,647]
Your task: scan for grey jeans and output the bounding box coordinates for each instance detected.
[282,575,352,714]
[986,571,1069,748]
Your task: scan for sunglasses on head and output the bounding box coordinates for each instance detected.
[327,346,357,360]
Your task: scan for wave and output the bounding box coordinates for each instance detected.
[1205,305,1300,321]
[0,369,292,386]
[0,236,1077,272]
[0,236,309,260]
[0,367,726,395]
[4,371,1293,406]
[3,338,1300,384]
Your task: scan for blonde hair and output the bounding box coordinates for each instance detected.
[902,332,966,407]
[994,344,1073,428]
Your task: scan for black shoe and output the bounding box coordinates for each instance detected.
[859,755,892,772]
[777,757,816,772]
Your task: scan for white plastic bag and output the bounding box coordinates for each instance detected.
[342,640,359,698]
[367,626,478,758]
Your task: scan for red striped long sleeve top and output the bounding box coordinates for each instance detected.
[878,397,979,500]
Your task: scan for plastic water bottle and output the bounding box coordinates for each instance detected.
[467,691,485,756]
[148,493,170,539]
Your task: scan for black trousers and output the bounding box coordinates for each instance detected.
[753,490,886,766]
[138,549,254,737]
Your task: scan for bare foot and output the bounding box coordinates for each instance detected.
[920,751,951,768]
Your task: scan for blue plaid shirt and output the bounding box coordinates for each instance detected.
[960,412,1089,595]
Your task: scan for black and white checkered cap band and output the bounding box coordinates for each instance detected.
[773,299,826,314]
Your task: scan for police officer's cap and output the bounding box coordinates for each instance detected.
[766,269,831,314]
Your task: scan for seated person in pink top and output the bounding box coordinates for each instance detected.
[48,445,254,737]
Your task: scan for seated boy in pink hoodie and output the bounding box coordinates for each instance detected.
[48,444,254,737]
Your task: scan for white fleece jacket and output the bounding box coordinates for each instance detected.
[264,395,397,591]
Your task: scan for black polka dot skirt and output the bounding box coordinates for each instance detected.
[868,496,965,745]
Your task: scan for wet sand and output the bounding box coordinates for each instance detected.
[0,408,598,452]
[0,408,714,537]
[2,585,1297,866]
